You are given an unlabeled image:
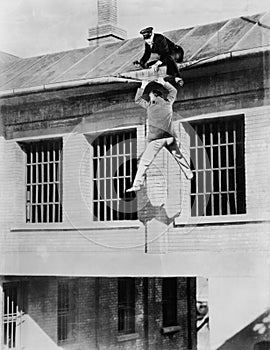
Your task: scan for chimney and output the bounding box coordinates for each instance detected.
[88,0,127,46]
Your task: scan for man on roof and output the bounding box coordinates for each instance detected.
[126,76,193,193]
[134,27,184,77]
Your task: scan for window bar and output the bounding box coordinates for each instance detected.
[96,138,100,221]
[109,135,113,221]
[53,142,56,223]
[36,144,39,222]
[210,123,214,216]
[47,146,50,223]
[225,125,230,214]
[11,297,14,348]
[116,133,120,202]
[41,144,44,223]
[6,294,10,347]
[58,143,61,221]
[103,135,107,221]
[217,123,222,215]
[123,135,126,215]
[30,145,33,223]
[17,302,21,349]
[233,122,238,212]
[202,124,206,216]
[195,125,199,216]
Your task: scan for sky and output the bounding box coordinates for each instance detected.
[0,0,269,58]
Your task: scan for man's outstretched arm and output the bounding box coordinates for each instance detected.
[134,81,149,109]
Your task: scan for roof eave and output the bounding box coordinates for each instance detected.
[0,45,269,99]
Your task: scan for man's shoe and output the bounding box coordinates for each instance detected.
[175,77,184,87]
[126,184,143,192]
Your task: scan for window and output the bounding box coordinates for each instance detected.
[3,283,25,349]
[93,130,137,221]
[162,278,178,327]
[118,278,135,334]
[23,139,62,223]
[190,116,246,216]
[3,285,18,349]
[57,280,75,343]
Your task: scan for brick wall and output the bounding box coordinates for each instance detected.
[3,276,196,350]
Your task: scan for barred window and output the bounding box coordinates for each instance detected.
[118,278,135,334]
[190,116,246,216]
[23,139,62,223]
[3,285,18,349]
[93,130,137,221]
[57,280,75,343]
[162,278,177,327]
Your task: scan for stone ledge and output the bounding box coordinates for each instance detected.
[161,325,181,334]
[117,333,139,342]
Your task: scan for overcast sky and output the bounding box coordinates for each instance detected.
[0,0,269,58]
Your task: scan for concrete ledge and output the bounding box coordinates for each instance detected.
[161,325,181,334]
[10,221,141,232]
[117,333,139,342]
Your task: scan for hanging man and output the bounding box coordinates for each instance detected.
[133,26,184,77]
[126,77,193,193]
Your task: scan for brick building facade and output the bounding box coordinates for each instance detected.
[0,10,270,350]
[1,277,196,350]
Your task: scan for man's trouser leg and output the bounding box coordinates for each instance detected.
[164,55,180,77]
[166,139,193,180]
[131,138,173,188]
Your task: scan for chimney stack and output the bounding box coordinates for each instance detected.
[88,0,127,46]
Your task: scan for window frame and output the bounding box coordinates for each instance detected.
[57,279,76,344]
[21,138,63,224]
[162,277,178,328]
[92,129,137,222]
[118,278,136,335]
[189,115,246,218]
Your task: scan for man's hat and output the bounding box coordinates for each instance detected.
[140,27,153,39]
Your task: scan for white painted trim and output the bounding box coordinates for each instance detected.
[179,105,270,123]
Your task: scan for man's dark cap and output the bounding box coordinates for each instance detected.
[140,27,153,38]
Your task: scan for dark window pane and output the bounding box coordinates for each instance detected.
[214,194,220,215]
[205,171,212,193]
[198,171,204,193]
[206,194,212,216]
[220,146,227,168]
[213,170,219,192]
[213,147,219,168]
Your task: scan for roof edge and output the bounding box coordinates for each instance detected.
[0,45,269,99]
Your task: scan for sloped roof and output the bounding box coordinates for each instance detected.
[0,51,20,66]
[0,12,269,94]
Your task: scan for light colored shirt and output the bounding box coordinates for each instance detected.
[135,81,177,141]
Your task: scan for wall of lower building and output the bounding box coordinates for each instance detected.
[209,276,270,350]
[1,276,196,350]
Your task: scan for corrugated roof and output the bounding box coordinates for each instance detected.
[0,51,20,66]
[0,12,269,93]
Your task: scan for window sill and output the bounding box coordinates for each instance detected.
[10,220,142,232]
[117,333,139,342]
[174,214,270,227]
[161,325,181,334]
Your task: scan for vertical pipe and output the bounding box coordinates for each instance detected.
[95,278,100,350]
[143,278,149,350]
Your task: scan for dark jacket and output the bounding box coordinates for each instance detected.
[140,33,184,68]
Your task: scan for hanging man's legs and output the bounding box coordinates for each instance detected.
[126,137,174,192]
[166,139,193,180]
